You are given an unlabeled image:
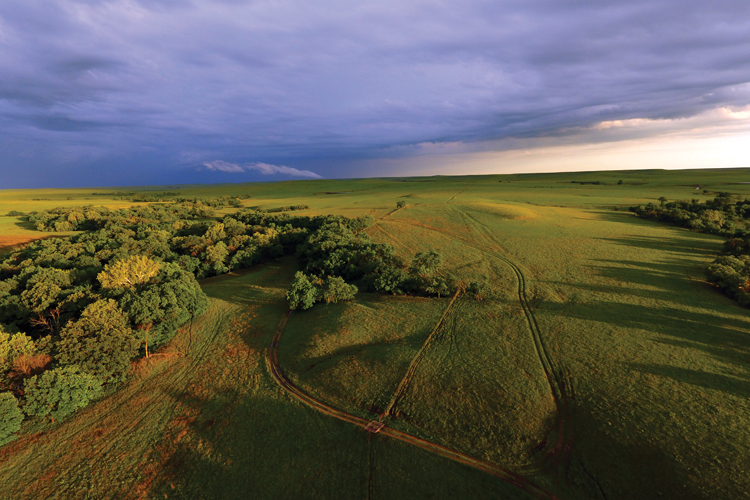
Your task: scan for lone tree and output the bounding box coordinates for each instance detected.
[396,200,406,209]
[98,255,160,290]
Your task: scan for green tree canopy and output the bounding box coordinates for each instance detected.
[408,251,443,277]
[287,272,318,310]
[57,299,139,382]
[0,392,23,446]
[320,276,358,304]
[0,326,35,374]
[118,263,209,349]
[23,366,103,420]
[98,255,161,290]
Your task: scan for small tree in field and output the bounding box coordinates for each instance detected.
[408,251,442,277]
[396,201,406,209]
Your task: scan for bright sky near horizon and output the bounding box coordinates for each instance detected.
[1,0,749,188]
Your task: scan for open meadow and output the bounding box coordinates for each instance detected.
[1,168,749,499]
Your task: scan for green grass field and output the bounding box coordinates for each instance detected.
[1,168,749,499]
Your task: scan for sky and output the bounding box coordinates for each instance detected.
[1,0,749,188]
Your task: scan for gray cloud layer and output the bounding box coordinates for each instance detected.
[1,0,749,186]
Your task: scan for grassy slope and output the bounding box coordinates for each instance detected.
[1,168,749,499]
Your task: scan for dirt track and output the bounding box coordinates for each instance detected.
[267,310,560,500]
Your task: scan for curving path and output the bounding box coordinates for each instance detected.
[267,310,560,500]
[384,214,568,420]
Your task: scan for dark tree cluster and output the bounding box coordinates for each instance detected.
[27,202,217,232]
[629,193,747,236]
[631,194,750,307]
[0,204,466,443]
[287,219,457,310]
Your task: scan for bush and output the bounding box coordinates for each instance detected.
[408,251,442,277]
[0,392,23,446]
[466,280,487,300]
[23,366,103,420]
[286,273,358,309]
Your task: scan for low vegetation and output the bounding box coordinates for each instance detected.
[631,194,750,307]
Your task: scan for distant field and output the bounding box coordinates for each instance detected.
[1,168,749,499]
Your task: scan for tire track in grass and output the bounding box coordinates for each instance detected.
[387,213,579,483]
[408,208,608,497]
[267,311,560,500]
[367,433,376,500]
[389,215,565,412]
[380,288,462,419]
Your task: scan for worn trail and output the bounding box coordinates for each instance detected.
[380,288,461,419]
[267,311,559,500]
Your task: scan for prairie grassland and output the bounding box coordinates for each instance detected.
[1,168,749,499]
[0,260,530,499]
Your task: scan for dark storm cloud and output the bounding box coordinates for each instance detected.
[1,0,749,187]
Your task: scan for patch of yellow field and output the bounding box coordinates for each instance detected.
[464,202,539,220]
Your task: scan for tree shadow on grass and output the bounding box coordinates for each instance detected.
[560,299,750,395]
[564,396,706,500]
[596,234,719,258]
[547,230,750,399]
[151,387,372,500]
[628,363,749,399]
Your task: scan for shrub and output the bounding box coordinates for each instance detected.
[408,251,442,277]
[0,392,23,446]
[466,280,487,301]
[23,366,103,420]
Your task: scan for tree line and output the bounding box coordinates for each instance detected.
[1,201,482,444]
[630,194,750,307]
